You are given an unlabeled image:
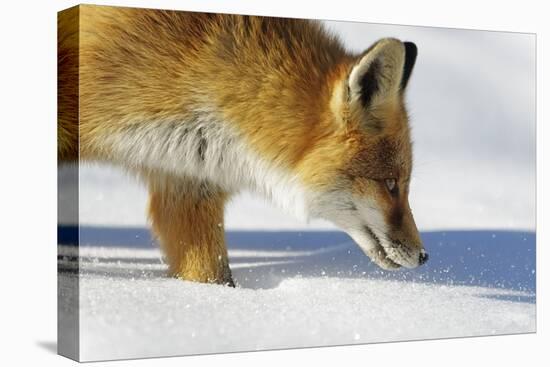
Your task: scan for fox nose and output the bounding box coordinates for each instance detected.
[418,250,429,265]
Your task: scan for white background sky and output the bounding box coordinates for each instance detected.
[68,18,536,231]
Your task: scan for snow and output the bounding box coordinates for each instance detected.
[56,20,536,362]
[67,163,535,231]
[58,229,535,361]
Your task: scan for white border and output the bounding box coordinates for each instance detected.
[0,0,546,366]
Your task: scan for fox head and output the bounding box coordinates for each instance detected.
[302,38,426,270]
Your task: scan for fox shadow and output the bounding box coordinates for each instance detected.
[58,226,535,299]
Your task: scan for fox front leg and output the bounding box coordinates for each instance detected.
[147,176,234,286]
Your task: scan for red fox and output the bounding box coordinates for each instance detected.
[58,5,427,286]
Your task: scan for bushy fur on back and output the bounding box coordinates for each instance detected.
[58,5,426,285]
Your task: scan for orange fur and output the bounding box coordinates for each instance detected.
[57,6,80,161]
[147,174,232,285]
[58,5,425,284]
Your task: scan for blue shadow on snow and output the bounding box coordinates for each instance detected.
[58,226,535,296]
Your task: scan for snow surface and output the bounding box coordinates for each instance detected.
[58,229,535,361]
[56,20,536,362]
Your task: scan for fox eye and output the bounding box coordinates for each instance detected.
[385,178,398,195]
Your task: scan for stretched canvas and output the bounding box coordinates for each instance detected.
[58,4,536,362]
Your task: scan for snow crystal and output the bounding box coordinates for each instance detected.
[58,229,536,361]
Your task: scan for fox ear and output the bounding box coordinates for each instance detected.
[401,42,418,90]
[348,39,417,108]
